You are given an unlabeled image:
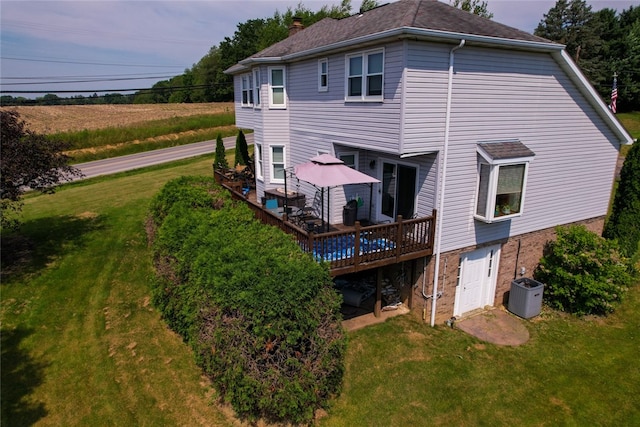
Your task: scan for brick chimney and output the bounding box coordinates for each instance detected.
[288,17,304,36]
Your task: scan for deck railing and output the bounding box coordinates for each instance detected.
[216,171,436,275]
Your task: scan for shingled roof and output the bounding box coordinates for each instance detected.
[228,0,556,71]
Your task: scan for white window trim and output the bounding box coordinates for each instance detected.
[338,151,359,169]
[270,145,286,184]
[268,66,286,109]
[344,48,384,102]
[252,68,261,109]
[241,74,253,107]
[318,58,328,92]
[255,143,264,181]
[474,157,532,223]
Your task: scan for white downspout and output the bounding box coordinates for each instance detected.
[430,39,465,327]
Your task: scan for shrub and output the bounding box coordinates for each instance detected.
[214,133,228,170]
[234,130,250,166]
[148,175,228,227]
[148,176,346,424]
[534,225,634,316]
[604,140,640,261]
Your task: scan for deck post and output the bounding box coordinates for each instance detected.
[429,209,437,251]
[353,221,361,271]
[374,268,383,317]
[308,232,314,256]
[396,215,403,262]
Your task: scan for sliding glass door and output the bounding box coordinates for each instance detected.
[379,161,417,222]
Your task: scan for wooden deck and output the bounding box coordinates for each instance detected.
[215,169,436,276]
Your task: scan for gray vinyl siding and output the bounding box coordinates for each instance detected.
[435,46,620,252]
[233,74,255,129]
[279,42,409,224]
[234,39,620,251]
[287,42,405,154]
[403,42,450,152]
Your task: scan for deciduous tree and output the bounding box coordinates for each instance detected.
[1,110,81,229]
[450,0,493,19]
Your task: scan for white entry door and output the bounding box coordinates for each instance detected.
[454,244,500,317]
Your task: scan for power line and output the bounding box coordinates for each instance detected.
[1,83,226,95]
[1,76,177,86]
[1,72,177,80]
[1,56,186,68]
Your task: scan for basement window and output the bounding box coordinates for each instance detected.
[474,140,535,223]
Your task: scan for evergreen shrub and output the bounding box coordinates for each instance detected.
[234,130,250,166]
[604,140,640,262]
[148,176,346,424]
[214,133,229,169]
[534,224,635,316]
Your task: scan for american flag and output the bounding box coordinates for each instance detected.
[610,75,618,114]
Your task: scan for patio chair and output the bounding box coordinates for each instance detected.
[265,198,278,212]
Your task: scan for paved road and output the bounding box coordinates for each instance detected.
[75,133,253,180]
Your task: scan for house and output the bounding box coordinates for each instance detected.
[224,0,634,325]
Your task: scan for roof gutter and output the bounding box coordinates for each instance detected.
[428,38,465,327]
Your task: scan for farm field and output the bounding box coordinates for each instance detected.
[1,103,240,163]
[1,103,234,134]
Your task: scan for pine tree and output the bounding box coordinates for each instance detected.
[235,130,250,167]
[604,141,640,260]
[214,133,228,170]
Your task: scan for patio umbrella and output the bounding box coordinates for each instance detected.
[291,154,379,230]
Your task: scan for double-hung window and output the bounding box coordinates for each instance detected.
[241,74,253,107]
[255,143,264,181]
[252,68,261,108]
[345,49,384,102]
[269,67,286,109]
[270,145,285,183]
[474,140,535,223]
[318,58,328,92]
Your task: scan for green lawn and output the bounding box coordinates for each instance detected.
[3,155,640,426]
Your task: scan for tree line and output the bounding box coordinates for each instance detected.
[535,0,639,113]
[2,0,638,111]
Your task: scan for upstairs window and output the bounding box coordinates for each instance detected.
[318,58,328,92]
[346,49,384,102]
[252,68,261,107]
[474,140,535,223]
[269,67,286,109]
[241,74,253,107]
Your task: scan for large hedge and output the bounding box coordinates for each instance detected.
[148,176,346,424]
[534,225,634,316]
[604,140,640,261]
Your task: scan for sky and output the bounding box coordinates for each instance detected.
[1,0,638,98]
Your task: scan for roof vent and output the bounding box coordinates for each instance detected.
[288,17,304,37]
